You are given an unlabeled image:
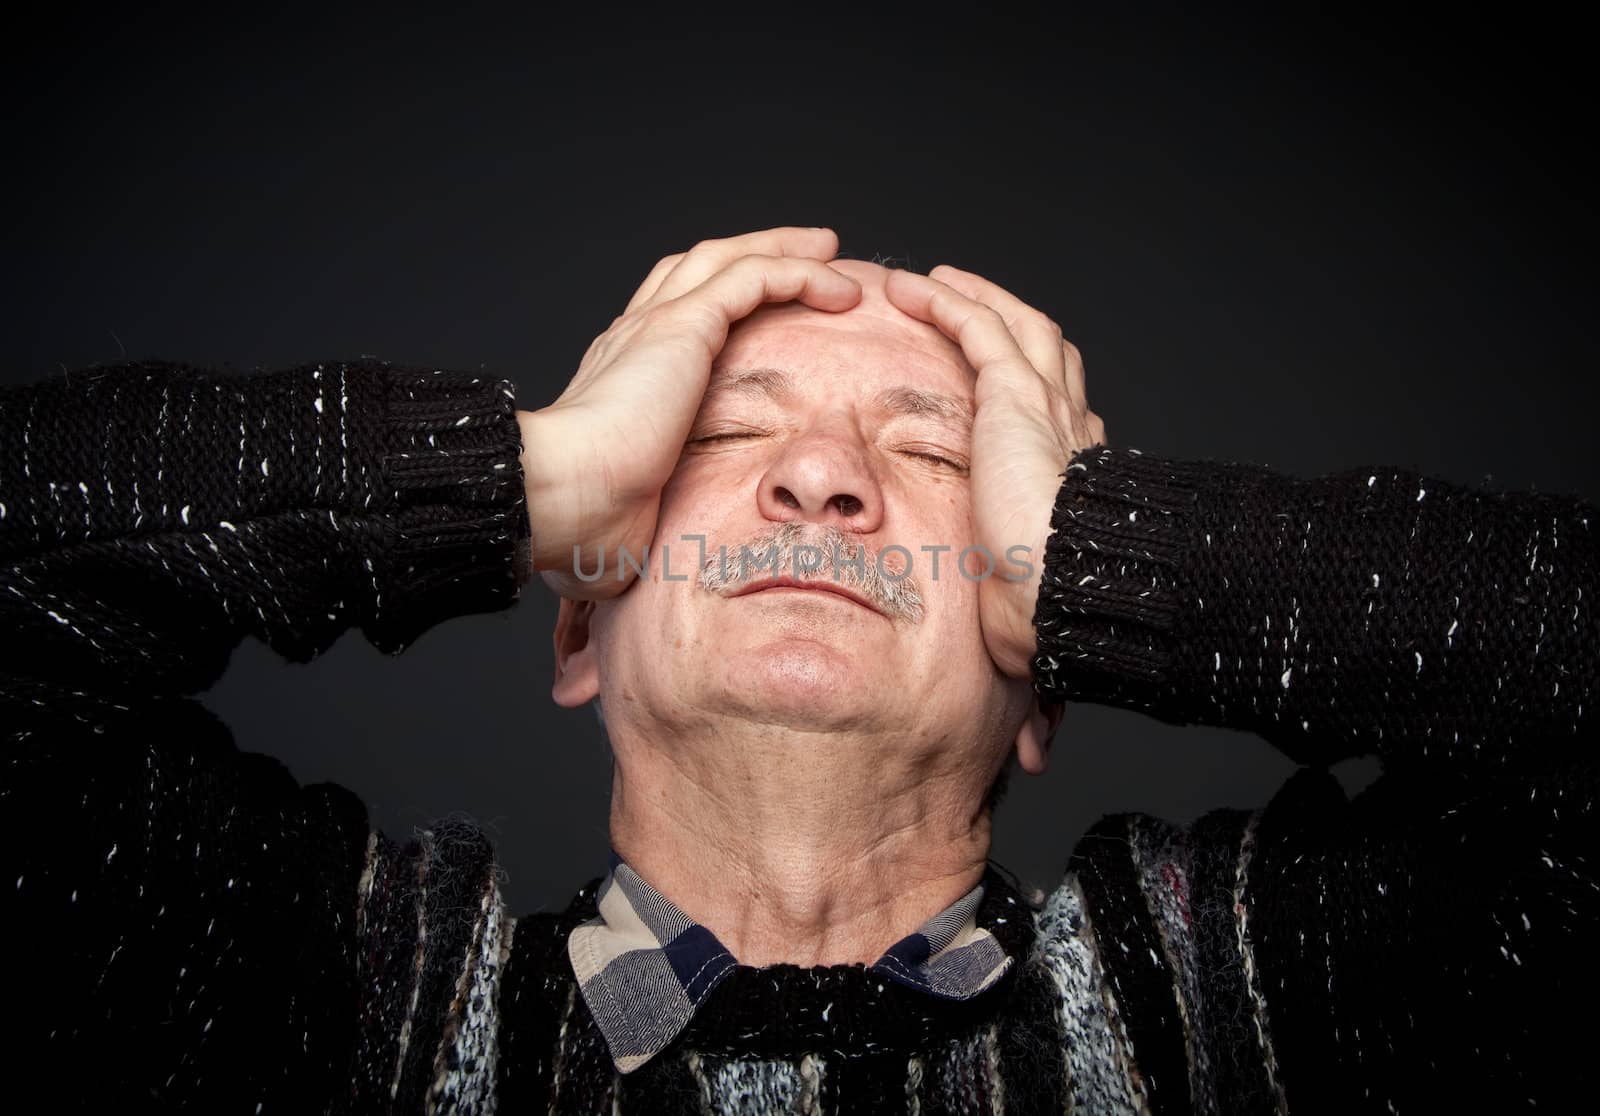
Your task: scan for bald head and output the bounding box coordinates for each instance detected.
[722,258,975,383]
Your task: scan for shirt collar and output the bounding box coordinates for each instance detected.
[566,850,1017,1075]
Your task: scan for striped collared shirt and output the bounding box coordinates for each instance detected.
[566,850,1016,1074]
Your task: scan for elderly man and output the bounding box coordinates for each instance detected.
[2,228,1595,1113]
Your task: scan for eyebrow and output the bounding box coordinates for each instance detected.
[706,366,973,429]
[872,385,974,427]
[705,366,797,402]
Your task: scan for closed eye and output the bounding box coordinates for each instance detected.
[684,430,768,453]
[898,448,968,473]
[687,432,760,444]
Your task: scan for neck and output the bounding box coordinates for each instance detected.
[606,714,995,968]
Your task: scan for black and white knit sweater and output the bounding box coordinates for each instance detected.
[1,360,1595,1113]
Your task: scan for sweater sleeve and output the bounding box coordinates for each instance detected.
[0,359,534,727]
[1029,444,1598,773]
[1035,446,1600,1109]
[0,360,532,1109]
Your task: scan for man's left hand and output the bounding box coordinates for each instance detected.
[885,266,1106,679]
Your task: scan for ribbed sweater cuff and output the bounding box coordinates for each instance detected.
[362,365,532,653]
[1030,445,1205,710]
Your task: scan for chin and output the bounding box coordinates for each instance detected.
[715,638,881,729]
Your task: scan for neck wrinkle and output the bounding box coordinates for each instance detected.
[606,716,996,969]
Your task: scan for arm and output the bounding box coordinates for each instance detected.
[1,358,532,727]
[0,359,530,1108]
[1031,444,1597,772]
[1036,447,1600,1109]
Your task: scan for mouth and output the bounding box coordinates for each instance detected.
[729,576,886,618]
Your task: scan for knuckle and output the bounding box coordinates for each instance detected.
[638,302,684,332]
[969,302,1006,330]
[669,295,725,329]
[1022,315,1058,344]
[684,237,731,262]
[722,253,790,286]
[729,251,782,271]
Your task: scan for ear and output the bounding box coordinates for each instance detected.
[552,598,602,708]
[1013,698,1066,776]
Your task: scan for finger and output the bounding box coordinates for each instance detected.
[662,255,861,338]
[928,264,1069,398]
[1086,409,1107,446]
[883,270,1050,409]
[651,227,840,304]
[624,253,685,314]
[1058,338,1090,418]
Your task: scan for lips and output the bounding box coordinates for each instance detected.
[729,576,885,617]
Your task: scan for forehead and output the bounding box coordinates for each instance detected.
[713,270,976,401]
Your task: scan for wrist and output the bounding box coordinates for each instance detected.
[999,475,1055,676]
[517,407,564,570]
[1029,445,1199,703]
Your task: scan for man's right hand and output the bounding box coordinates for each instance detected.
[518,228,862,600]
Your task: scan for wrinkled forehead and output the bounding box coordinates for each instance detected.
[718,261,975,397]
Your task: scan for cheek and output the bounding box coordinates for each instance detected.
[656,456,754,531]
[926,567,984,641]
[591,586,691,709]
[641,483,732,586]
[655,467,699,527]
[905,506,998,670]
[886,470,972,534]
[891,494,979,585]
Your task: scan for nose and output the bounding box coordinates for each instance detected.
[756,418,884,533]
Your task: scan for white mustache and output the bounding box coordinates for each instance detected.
[696,521,926,623]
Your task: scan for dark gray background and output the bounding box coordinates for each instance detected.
[8,11,1596,915]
